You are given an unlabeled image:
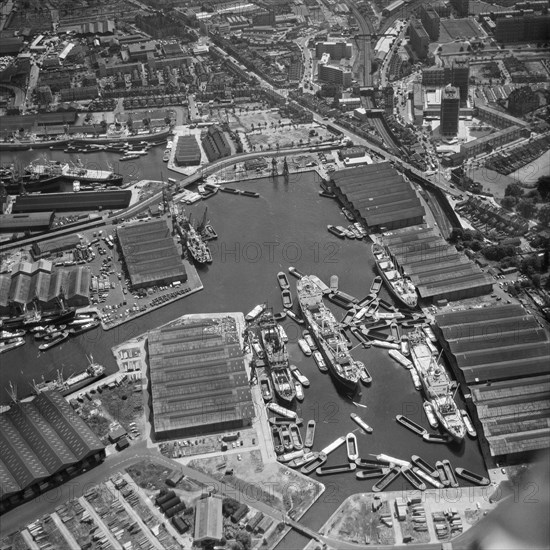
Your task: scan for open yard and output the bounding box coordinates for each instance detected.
[126,459,204,493]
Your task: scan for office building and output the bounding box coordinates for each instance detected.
[419,5,440,41]
[440,86,459,135]
[495,13,550,43]
[422,61,469,104]
[318,56,352,87]
[315,41,352,60]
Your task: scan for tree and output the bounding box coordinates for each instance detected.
[517,199,536,219]
[236,531,251,550]
[501,196,517,210]
[537,175,550,201]
[505,183,524,198]
[538,204,550,227]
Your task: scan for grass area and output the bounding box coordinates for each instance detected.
[126,460,174,491]
[322,495,395,545]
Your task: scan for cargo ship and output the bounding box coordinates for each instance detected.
[184,224,212,264]
[409,329,465,442]
[32,356,105,397]
[296,276,360,391]
[372,243,417,308]
[258,311,296,405]
[26,158,124,186]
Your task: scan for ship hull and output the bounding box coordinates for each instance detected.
[374,259,417,309]
[270,370,296,405]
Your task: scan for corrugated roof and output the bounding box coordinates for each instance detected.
[149,316,253,436]
[195,496,223,542]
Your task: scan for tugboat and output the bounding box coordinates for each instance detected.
[302,330,317,350]
[38,331,69,351]
[313,350,328,372]
[297,276,360,391]
[290,364,310,387]
[461,409,477,438]
[286,310,305,325]
[295,381,304,401]
[372,243,417,308]
[357,361,372,385]
[423,401,439,429]
[298,338,312,356]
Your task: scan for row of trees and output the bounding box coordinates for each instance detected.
[502,182,550,227]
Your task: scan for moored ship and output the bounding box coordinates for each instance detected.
[26,158,123,186]
[296,276,360,391]
[32,356,105,397]
[409,329,465,442]
[372,243,417,308]
[184,224,212,264]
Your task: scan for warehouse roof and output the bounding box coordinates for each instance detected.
[148,315,253,436]
[174,135,202,164]
[435,306,550,458]
[117,219,187,287]
[382,226,492,300]
[0,391,104,499]
[194,495,223,543]
[14,190,131,213]
[331,164,424,228]
[0,212,54,231]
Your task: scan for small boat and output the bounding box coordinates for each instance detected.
[389,321,401,342]
[281,289,293,309]
[370,339,400,350]
[356,468,390,480]
[355,457,389,469]
[38,331,68,351]
[356,361,372,385]
[67,320,100,335]
[312,350,328,372]
[298,338,312,356]
[0,337,25,354]
[290,365,310,387]
[370,276,382,295]
[401,466,427,491]
[411,455,439,479]
[319,190,336,198]
[422,325,437,342]
[320,436,346,456]
[372,466,401,492]
[120,154,141,161]
[341,207,355,221]
[272,427,284,455]
[423,402,439,429]
[309,275,330,295]
[280,426,293,452]
[396,415,427,436]
[286,310,305,325]
[288,451,319,469]
[346,432,359,461]
[274,311,287,322]
[336,225,352,239]
[455,467,490,486]
[388,349,413,369]
[350,413,373,434]
[0,329,26,340]
[410,368,422,390]
[240,190,260,197]
[413,467,444,488]
[442,460,459,488]
[400,337,410,356]
[354,222,367,237]
[260,376,273,402]
[435,461,451,487]
[316,463,357,476]
[301,452,327,475]
[289,424,303,450]
[268,416,303,426]
[277,271,290,290]
[295,381,304,401]
[461,409,477,438]
[329,275,339,292]
[422,433,453,444]
[349,224,363,239]
[350,327,371,348]
[278,324,288,343]
[327,225,346,238]
[288,266,304,279]
[304,419,316,448]
[341,309,357,326]
[302,330,316,350]
[246,303,266,322]
[267,403,297,419]
[220,187,240,194]
[277,450,304,463]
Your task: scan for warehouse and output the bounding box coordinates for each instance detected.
[194,495,223,545]
[0,212,54,233]
[382,225,493,302]
[330,164,425,231]
[117,219,187,289]
[434,305,550,463]
[0,390,105,514]
[148,315,253,441]
[13,190,132,213]
[31,234,80,259]
[174,135,202,166]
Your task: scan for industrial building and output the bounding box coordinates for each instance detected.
[13,190,132,213]
[194,495,223,545]
[382,225,493,302]
[315,41,352,60]
[117,219,187,289]
[0,212,54,233]
[460,125,523,158]
[174,135,202,166]
[440,86,460,135]
[0,390,105,513]
[434,305,550,463]
[0,260,91,316]
[148,315,254,441]
[201,125,231,162]
[31,234,80,260]
[330,164,425,231]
